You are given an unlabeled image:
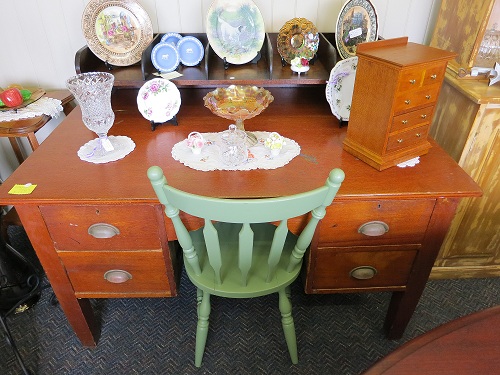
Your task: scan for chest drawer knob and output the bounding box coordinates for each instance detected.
[404,99,411,105]
[104,270,132,283]
[425,95,431,100]
[430,74,437,79]
[409,79,416,84]
[358,221,389,236]
[350,266,378,280]
[88,223,120,238]
[401,120,408,124]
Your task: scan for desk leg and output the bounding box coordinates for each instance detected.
[15,205,100,347]
[27,132,40,151]
[8,138,25,164]
[384,198,459,339]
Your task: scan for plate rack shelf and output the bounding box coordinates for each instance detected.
[75,33,340,88]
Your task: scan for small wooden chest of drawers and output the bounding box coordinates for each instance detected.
[343,37,456,170]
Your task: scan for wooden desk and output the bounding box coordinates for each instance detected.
[0,87,481,347]
[0,90,75,163]
[362,305,500,374]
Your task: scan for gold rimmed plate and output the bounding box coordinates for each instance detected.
[277,18,319,64]
[82,0,153,66]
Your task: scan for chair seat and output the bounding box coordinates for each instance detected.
[185,222,301,298]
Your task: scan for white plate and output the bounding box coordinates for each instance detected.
[335,0,378,60]
[151,42,180,73]
[325,57,358,121]
[206,0,265,65]
[137,78,181,123]
[177,36,204,66]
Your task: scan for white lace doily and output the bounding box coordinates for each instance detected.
[397,156,420,168]
[0,97,63,122]
[172,131,301,171]
[77,135,136,164]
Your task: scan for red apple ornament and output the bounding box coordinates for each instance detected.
[0,87,24,107]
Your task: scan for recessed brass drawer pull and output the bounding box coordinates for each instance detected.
[88,223,120,238]
[350,266,378,280]
[358,221,389,236]
[104,270,132,283]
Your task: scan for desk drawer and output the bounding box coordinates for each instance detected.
[308,245,418,292]
[58,250,172,298]
[319,199,435,246]
[40,205,163,251]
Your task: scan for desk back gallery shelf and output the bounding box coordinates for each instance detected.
[75,33,339,88]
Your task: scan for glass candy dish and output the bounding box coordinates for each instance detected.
[203,85,274,145]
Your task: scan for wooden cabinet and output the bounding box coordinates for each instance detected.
[343,37,455,170]
[429,0,500,78]
[429,73,500,279]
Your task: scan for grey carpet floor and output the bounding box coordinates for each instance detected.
[1,227,499,375]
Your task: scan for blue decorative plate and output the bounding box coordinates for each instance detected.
[151,42,180,73]
[161,32,182,46]
[177,36,204,66]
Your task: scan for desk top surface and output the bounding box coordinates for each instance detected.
[0,87,481,205]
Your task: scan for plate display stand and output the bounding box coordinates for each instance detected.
[150,116,178,131]
[75,32,340,88]
[281,54,317,67]
[221,51,262,70]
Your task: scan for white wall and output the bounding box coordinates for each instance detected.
[0,0,442,179]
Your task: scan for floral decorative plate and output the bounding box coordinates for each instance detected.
[206,0,265,65]
[151,42,180,73]
[325,57,358,121]
[277,18,320,64]
[177,36,204,66]
[82,0,153,66]
[161,32,182,46]
[335,0,378,60]
[137,78,181,123]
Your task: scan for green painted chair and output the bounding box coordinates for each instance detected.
[147,166,345,367]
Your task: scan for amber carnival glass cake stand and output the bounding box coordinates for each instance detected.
[203,85,274,145]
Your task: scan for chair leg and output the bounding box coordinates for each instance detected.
[195,290,211,367]
[196,287,203,318]
[278,288,298,364]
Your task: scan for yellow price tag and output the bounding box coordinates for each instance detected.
[8,183,37,195]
